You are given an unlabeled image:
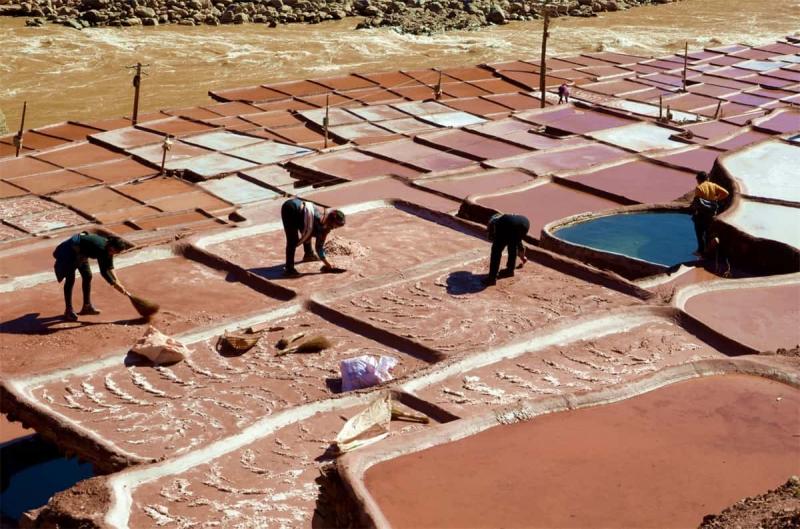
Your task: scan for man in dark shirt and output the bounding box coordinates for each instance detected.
[482,213,530,286]
[53,232,129,321]
[281,198,346,276]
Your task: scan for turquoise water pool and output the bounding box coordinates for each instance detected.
[553,212,697,267]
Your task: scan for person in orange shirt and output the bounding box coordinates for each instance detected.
[691,171,729,254]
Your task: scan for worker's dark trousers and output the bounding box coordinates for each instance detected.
[281,198,313,271]
[692,212,713,252]
[54,240,92,311]
[489,216,530,278]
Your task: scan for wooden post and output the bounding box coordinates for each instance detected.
[14,101,27,157]
[539,0,550,109]
[434,70,442,100]
[131,62,143,125]
[714,100,722,119]
[682,41,688,92]
[323,94,330,149]
[160,135,173,175]
[659,95,663,120]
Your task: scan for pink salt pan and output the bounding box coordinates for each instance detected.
[366,375,800,529]
[684,283,800,352]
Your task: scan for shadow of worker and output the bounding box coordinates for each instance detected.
[0,312,148,336]
[0,312,77,336]
[445,270,488,295]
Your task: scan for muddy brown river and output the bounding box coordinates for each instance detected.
[1,0,799,130]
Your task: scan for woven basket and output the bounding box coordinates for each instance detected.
[215,330,262,356]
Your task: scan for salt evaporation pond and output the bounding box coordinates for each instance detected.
[554,212,697,267]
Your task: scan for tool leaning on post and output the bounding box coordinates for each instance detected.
[53,232,159,321]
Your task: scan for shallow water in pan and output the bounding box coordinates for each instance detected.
[554,211,697,267]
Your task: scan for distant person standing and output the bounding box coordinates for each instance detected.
[482,213,529,286]
[558,82,570,104]
[53,232,129,321]
[280,198,346,277]
[691,171,729,254]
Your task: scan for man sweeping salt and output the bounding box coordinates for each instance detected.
[53,232,130,321]
[280,198,346,277]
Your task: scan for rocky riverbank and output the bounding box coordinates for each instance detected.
[0,0,679,35]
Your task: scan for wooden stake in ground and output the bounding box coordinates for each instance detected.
[682,41,689,92]
[539,0,550,109]
[13,101,26,157]
[323,94,330,149]
[160,135,173,175]
[434,70,442,100]
[128,62,149,125]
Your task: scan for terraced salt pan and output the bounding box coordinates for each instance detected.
[328,256,639,356]
[682,281,800,352]
[722,140,800,203]
[200,204,485,297]
[366,375,800,529]
[416,319,722,417]
[0,256,278,376]
[589,122,688,152]
[124,404,429,529]
[472,181,624,238]
[23,307,429,461]
[722,200,800,249]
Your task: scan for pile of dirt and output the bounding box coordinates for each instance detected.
[21,476,110,529]
[323,236,370,259]
[698,476,800,529]
[4,0,682,34]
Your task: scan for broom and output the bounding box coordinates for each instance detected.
[275,335,331,356]
[128,293,160,318]
[276,332,306,350]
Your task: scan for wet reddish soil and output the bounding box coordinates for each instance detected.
[0,256,278,376]
[475,182,625,238]
[33,142,125,169]
[72,158,159,185]
[28,309,429,460]
[684,284,800,352]
[367,375,800,529]
[331,257,639,355]
[204,206,485,297]
[417,320,723,416]
[8,169,101,195]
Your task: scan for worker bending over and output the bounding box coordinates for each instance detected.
[482,213,529,286]
[53,232,129,321]
[281,198,346,277]
[691,171,729,255]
